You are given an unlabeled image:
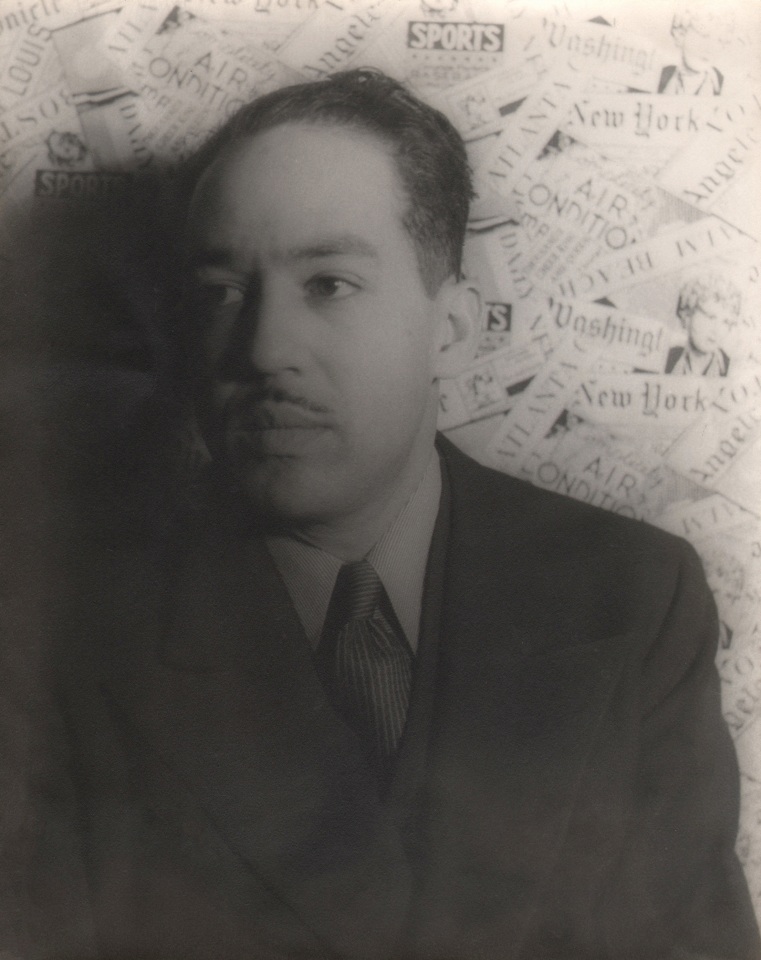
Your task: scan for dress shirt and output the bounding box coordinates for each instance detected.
[267,452,442,653]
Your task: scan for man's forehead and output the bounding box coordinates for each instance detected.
[185,122,412,259]
[196,120,401,196]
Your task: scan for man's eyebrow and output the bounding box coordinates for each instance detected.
[185,235,379,271]
[284,235,379,260]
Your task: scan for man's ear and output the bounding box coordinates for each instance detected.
[432,277,482,379]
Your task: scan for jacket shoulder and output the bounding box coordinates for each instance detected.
[437,433,712,661]
[439,434,689,568]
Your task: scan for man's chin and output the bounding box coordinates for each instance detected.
[232,455,342,529]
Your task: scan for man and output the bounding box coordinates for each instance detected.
[665,273,740,377]
[658,6,726,96]
[30,69,759,959]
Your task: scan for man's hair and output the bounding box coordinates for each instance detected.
[177,68,473,293]
[671,5,734,41]
[676,273,741,326]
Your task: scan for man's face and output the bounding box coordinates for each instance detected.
[674,21,714,72]
[687,296,730,354]
[185,123,465,535]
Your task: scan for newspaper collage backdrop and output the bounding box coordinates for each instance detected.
[0,0,759,920]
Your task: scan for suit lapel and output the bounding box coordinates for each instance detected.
[102,509,411,958]
[409,440,635,960]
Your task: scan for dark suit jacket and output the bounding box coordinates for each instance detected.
[22,437,760,960]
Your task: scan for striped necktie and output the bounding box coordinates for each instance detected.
[317,560,413,759]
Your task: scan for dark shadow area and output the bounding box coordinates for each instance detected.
[0,174,192,954]
[3,174,191,546]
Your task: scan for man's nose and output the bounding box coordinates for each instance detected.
[218,283,305,381]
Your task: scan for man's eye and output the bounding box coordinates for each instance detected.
[190,284,245,312]
[305,276,357,300]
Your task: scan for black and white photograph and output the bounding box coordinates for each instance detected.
[1,1,760,957]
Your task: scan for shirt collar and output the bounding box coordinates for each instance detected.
[266,451,442,653]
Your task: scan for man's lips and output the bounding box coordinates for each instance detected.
[226,400,332,457]
[232,400,331,431]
